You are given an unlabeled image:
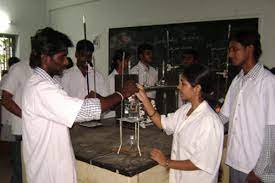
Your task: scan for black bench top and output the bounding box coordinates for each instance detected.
[70,118,172,177]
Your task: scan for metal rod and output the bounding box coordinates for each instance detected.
[224,24,231,94]
[137,121,141,156]
[93,56,96,97]
[117,119,123,154]
[120,52,125,117]
[83,15,90,95]
[135,121,137,140]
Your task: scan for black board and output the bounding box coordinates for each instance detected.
[109,18,258,72]
[109,18,258,106]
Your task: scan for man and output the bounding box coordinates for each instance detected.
[106,49,131,118]
[22,27,137,183]
[220,31,275,182]
[0,57,20,142]
[1,56,32,183]
[60,39,109,99]
[60,40,110,118]
[108,49,131,94]
[130,43,158,99]
[180,49,199,66]
[177,49,200,107]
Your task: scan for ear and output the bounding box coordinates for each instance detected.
[40,54,50,68]
[246,44,254,53]
[246,45,255,58]
[139,53,143,60]
[194,84,202,95]
[41,54,49,63]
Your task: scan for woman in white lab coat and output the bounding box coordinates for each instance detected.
[136,64,224,183]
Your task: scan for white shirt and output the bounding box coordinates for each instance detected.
[108,69,119,94]
[60,65,109,99]
[0,74,11,126]
[0,61,32,135]
[0,74,15,141]
[220,64,275,174]
[22,70,85,183]
[130,61,158,98]
[103,69,119,118]
[161,101,224,183]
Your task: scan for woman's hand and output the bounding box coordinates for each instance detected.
[135,83,150,103]
[150,148,167,167]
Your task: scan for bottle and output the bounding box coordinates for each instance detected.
[128,135,137,153]
[128,96,140,119]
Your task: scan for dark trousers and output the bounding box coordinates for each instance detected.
[229,167,248,183]
[11,135,22,183]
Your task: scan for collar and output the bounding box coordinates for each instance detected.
[187,100,209,116]
[111,69,119,75]
[137,61,150,71]
[34,67,60,85]
[75,64,95,73]
[237,62,262,80]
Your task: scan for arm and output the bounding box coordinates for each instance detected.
[1,90,21,118]
[253,125,275,182]
[136,84,162,129]
[150,148,199,171]
[85,80,138,112]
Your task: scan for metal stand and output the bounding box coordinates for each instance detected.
[117,118,142,157]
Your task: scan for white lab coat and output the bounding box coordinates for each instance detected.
[60,65,109,99]
[22,71,100,183]
[0,61,32,135]
[104,69,119,118]
[161,101,224,183]
[130,61,158,98]
[220,65,275,173]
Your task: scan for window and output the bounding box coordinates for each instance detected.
[0,34,16,79]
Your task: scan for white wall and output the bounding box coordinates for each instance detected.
[0,0,47,60]
[47,0,275,76]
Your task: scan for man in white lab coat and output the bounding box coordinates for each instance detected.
[130,43,158,99]
[22,27,137,183]
[60,39,109,101]
[220,31,275,182]
[1,56,32,183]
[106,49,131,118]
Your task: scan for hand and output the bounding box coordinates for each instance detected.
[246,171,261,183]
[135,84,150,103]
[120,80,138,98]
[85,90,103,99]
[150,148,167,167]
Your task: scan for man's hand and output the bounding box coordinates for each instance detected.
[120,80,138,98]
[85,90,102,99]
[246,171,261,183]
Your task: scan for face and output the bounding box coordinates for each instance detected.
[48,51,68,76]
[177,76,196,101]
[228,41,249,66]
[117,58,130,74]
[181,54,196,66]
[140,50,153,63]
[75,50,93,66]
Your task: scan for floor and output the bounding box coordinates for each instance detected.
[0,141,12,183]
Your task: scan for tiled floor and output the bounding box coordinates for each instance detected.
[0,141,12,183]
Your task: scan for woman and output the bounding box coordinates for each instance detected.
[136,64,224,183]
